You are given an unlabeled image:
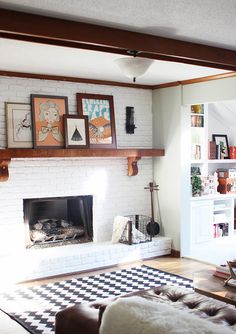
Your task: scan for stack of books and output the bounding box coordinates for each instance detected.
[227,279,236,287]
[213,264,230,279]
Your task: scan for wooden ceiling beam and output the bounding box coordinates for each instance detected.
[0,9,236,70]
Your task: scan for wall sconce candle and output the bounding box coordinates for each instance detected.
[126,106,137,134]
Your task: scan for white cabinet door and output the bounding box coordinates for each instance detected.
[191,200,213,243]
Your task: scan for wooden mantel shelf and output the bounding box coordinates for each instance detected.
[0,148,164,181]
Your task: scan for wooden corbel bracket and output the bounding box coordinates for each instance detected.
[127,156,141,176]
[0,159,11,182]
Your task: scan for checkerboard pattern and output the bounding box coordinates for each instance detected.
[0,265,192,334]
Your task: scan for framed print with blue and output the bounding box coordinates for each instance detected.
[77,93,117,148]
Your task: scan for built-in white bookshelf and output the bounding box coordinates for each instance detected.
[190,102,236,245]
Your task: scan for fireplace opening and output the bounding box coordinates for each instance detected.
[23,195,93,248]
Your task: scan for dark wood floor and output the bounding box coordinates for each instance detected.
[19,256,214,287]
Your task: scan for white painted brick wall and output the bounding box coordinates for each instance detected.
[0,76,162,279]
[0,77,153,148]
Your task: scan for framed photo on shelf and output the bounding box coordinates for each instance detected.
[77,93,117,148]
[31,94,68,148]
[212,134,229,159]
[191,115,204,127]
[64,115,89,148]
[191,104,204,114]
[191,144,201,160]
[5,102,33,148]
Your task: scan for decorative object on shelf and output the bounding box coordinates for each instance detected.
[217,168,236,194]
[191,175,203,197]
[77,93,116,149]
[114,50,153,83]
[5,102,33,148]
[224,261,236,287]
[125,106,136,134]
[191,144,201,160]
[217,168,236,178]
[218,177,236,194]
[191,115,204,127]
[144,182,160,236]
[191,166,201,176]
[208,140,216,159]
[191,104,204,114]
[230,146,236,159]
[31,94,68,148]
[201,174,218,196]
[64,115,89,149]
[213,172,219,194]
[212,134,229,159]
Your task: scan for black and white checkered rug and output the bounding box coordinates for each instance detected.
[0,265,192,334]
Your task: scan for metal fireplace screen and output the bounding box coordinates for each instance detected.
[119,215,152,245]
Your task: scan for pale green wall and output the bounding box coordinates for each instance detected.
[183,76,236,104]
[152,86,182,251]
[153,76,236,253]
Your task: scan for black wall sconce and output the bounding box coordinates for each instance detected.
[126,106,137,134]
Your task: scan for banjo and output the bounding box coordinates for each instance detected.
[145,182,160,236]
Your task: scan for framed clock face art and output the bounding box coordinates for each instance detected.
[77,93,117,149]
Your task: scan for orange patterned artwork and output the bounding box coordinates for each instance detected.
[77,93,117,149]
[31,95,68,148]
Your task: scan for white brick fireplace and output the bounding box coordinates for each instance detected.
[0,76,171,282]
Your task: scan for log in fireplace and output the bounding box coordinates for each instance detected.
[23,195,93,248]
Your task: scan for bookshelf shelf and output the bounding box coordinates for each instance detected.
[208,159,236,164]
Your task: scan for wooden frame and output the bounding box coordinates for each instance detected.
[64,115,89,148]
[31,94,68,148]
[212,134,229,159]
[5,102,33,148]
[77,93,117,148]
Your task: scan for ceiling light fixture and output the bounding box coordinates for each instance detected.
[115,50,153,83]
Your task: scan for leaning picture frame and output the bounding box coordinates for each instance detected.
[5,102,33,148]
[64,115,90,148]
[77,93,117,148]
[31,94,68,148]
[212,134,229,159]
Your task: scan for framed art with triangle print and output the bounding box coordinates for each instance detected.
[64,115,90,148]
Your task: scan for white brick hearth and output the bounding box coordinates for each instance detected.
[0,76,171,282]
[1,238,171,282]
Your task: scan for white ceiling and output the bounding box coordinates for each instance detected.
[0,0,234,85]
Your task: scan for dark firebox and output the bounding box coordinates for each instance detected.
[23,195,93,248]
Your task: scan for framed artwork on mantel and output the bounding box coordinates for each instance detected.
[77,93,117,148]
[64,115,90,148]
[5,102,33,148]
[31,94,68,148]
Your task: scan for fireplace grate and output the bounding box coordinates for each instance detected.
[30,218,85,245]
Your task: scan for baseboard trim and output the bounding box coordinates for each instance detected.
[171,249,180,257]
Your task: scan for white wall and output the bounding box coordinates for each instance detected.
[0,76,153,278]
[183,76,236,105]
[152,86,182,251]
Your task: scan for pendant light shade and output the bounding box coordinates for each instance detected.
[115,53,153,82]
